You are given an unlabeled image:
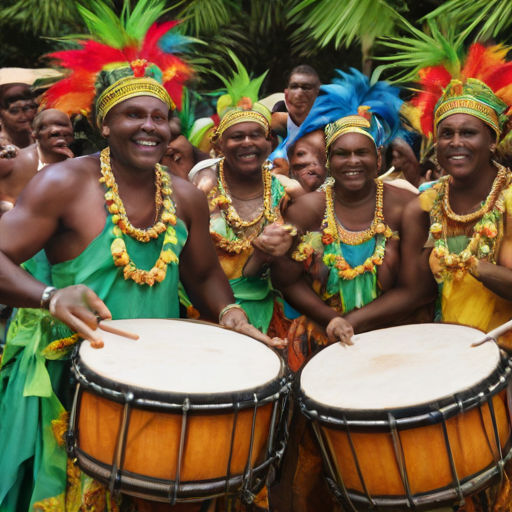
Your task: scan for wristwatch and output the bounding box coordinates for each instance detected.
[40,286,58,309]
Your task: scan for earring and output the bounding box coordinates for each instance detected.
[490,144,496,154]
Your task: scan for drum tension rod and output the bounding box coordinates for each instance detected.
[110,391,134,496]
[170,397,190,505]
[241,393,259,505]
[389,412,416,509]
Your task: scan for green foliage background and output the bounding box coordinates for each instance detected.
[0,0,509,95]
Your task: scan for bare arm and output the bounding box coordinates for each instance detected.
[0,163,110,344]
[176,181,235,320]
[344,197,438,333]
[174,179,285,347]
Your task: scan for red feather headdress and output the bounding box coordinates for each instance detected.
[43,0,193,126]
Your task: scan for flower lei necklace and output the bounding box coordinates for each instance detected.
[293,179,397,280]
[429,162,510,283]
[210,158,277,253]
[100,147,179,286]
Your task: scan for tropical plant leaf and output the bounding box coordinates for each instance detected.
[422,0,512,43]
[375,15,476,82]
[0,0,94,36]
[288,0,407,54]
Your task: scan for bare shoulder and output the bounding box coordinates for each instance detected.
[285,190,325,232]
[383,181,418,209]
[171,173,209,224]
[17,154,100,208]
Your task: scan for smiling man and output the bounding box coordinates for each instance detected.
[0,7,279,511]
[342,57,512,353]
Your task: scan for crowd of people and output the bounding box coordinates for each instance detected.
[2,1,512,512]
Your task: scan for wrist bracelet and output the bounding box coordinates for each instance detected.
[219,303,248,323]
[40,286,58,309]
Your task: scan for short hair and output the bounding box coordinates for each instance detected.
[0,83,34,110]
[287,66,320,87]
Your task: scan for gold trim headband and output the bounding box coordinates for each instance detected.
[211,109,270,145]
[96,76,175,128]
[325,115,374,152]
[434,97,500,138]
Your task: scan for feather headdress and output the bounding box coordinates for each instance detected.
[377,18,512,140]
[43,0,193,127]
[290,69,402,154]
[210,52,271,144]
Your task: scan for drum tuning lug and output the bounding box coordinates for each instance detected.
[182,397,190,412]
[124,391,134,403]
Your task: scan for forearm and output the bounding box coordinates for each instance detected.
[243,248,270,278]
[473,261,512,302]
[181,267,235,322]
[280,279,339,328]
[344,285,435,334]
[0,250,46,307]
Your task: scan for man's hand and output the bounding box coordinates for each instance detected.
[220,307,288,349]
[49,284,112,348]
[326,316,354,346]
[252,222,296,258]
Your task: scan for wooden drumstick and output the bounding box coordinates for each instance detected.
[98,320,140,340]
[471,318,512,347]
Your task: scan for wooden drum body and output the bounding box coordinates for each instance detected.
[67,319,290,503]
[298,324,512,510]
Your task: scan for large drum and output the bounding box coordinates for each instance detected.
[67,319,290,504]
[299,324,512,510]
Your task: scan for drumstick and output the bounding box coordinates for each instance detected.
[471,318,512,347]
[98,320,140,340]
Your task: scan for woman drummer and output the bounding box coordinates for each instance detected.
[336,42,512,512]
[271,69,420,373]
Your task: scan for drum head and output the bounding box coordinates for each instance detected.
[301,324,501,411]
[79,319,281,395]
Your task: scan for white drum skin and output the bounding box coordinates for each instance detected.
[80,318,282,394]
[301,324,500,410]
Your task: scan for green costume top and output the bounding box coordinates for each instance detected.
[0,184,187,511]
[208,160,286,333]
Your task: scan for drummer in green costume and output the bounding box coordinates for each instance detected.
[0,2,282,510]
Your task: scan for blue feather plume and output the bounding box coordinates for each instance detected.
[158,31,195,53]
[292,68,402,150]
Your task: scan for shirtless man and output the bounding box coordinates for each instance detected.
[0,109,73,217]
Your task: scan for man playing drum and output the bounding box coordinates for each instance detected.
[0,3,281,510]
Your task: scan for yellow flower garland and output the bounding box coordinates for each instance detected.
[99,147,180,286]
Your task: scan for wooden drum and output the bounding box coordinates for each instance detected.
[298,324,512,510]
[67,319,290,504]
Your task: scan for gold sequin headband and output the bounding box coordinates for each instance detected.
[96,76,175,128]
[434,97,500,139]
[211,109,270,145]
[325,115,374,153]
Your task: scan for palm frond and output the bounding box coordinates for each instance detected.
[375,15,474,82]
[422,0,512,43]
[288,0,406,52]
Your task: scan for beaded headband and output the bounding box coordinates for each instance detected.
[434,97,500,138]
[211,109,270,145]
[325,115,374,153]
[96,76,175,129]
